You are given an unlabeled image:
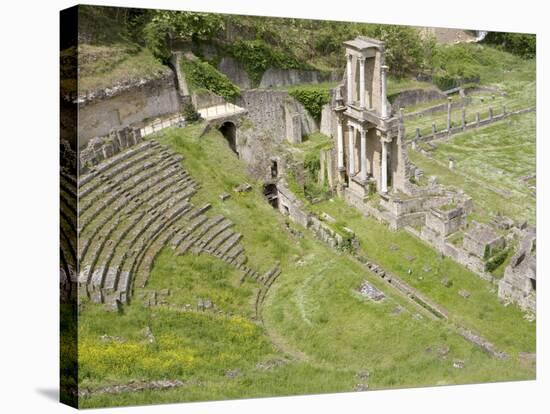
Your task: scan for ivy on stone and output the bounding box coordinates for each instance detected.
[288,87,330,121]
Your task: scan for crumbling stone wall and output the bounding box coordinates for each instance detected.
[390,87,446,111]
[498,229,536,312]
[463,221,505,259]
[78,126,142,172]
[236,90,318,179]
[78,72,180,147]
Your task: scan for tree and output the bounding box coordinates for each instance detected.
[143,11,225,61]
[365,25,426,78]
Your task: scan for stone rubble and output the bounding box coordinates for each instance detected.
[358,280,385,301]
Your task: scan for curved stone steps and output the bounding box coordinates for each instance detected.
[170,210,211,249]
[79,152,180,215]
[203,228,235,253]
[176,215,224,255]
[133,207,196,290]
[80,147,173,201]
[78,148,158,199]
[81,182,195,290]
[60,223,77,268]
[78,169,194,260]
[225,244,245,265]
[60,209,77,269]
[60,173,77,198]
[78,162,192,238]
[60,186,77,217]
[95,185,196,293]
[61,170,77,187]
[79,140,157,188]
[117,197,194,298]
[197,219,234,250]
[79,164,192,238]
[216,233,243,258]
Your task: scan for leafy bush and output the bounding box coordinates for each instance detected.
[182,101,201,123]
[180,58,240,101]
[304,151,321,178]
[483,32,536,59]
[365,25,433,78]
[227,40,310,85]
[144,11,224,61]
[431,44,484,90]
[288,87,330,121]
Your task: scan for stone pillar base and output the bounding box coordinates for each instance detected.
[349,175,369,199]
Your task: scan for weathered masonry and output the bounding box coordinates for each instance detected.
[332,37,408,198]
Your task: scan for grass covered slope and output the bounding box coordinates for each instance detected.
[77,44,169,96]
[409,112,536,225]
[78,124,534,407]
[404,45,535,137]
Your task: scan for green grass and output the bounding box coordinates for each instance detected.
[77,44,168,95]
[405,46,535,138]
[409,112,535,225]
[78,124,535,408]
[306,197,535,355]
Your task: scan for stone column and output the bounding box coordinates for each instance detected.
[381,65,389,118]
[447,97,452,131]
[337,117,344,170]
[360,126,367,181]
[346,54,353,104]
[359,57,366,109]
[348,125,355,176]
[381,138,388,193]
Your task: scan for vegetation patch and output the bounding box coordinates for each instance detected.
[408,112,535,225]
[288,86,331,121]
[226,39,313,86]
[180,58,240,101]
[77,45,167,95]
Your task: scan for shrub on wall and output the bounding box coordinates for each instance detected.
[181,101,201,123]
[180,58,240,101]
[485,248,509,273]
[288,87,330,121]
[227,40,311,85]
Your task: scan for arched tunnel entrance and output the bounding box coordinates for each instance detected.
[219,121,238,156]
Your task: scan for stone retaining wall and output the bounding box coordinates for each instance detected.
[390,87,447,112]
[78,72,181,147]
[79,126,143,172]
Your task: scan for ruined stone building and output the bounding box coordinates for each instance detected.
[332,37,408,198]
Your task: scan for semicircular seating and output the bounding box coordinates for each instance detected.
[76,139,261,308]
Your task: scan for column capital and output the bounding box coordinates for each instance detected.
[346,53,353,61]
[381,65,389,71]
[358,56,366,63]
[380,135,392,144]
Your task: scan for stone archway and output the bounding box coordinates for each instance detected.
[219,121,238,156]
